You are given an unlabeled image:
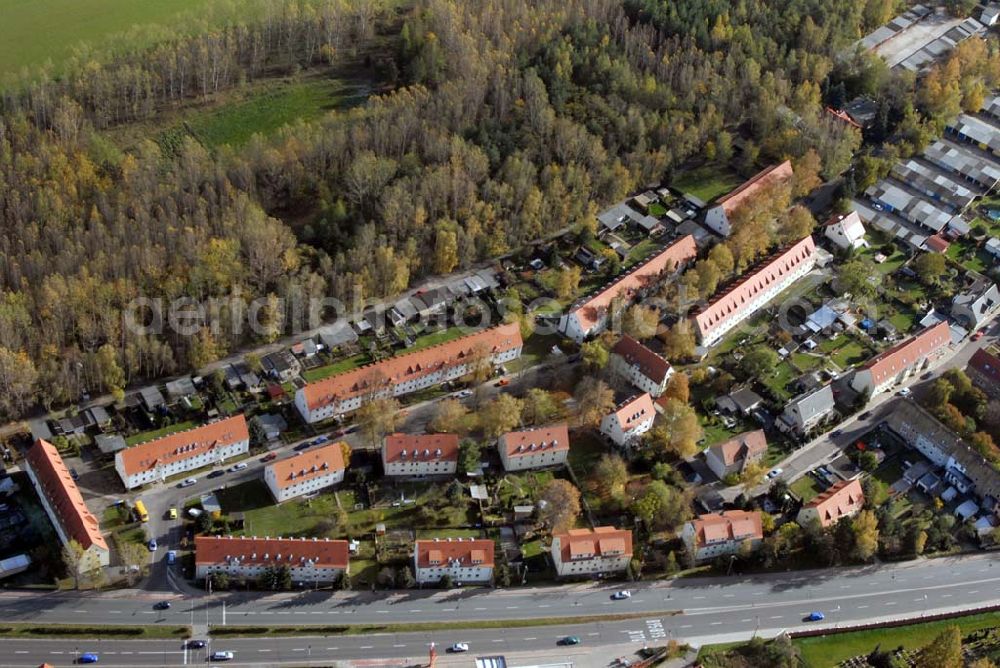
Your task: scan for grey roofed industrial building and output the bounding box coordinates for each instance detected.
[676,219,713,246]
[665,208,686,224]
[986,94,1000,122]
[139,385,166,411]
[947,114,1000,156]
[851,199,928,250]
[94,434,127,455]
[865,179,959,233]
[924,139,1000,191]
[165,376,197,400]
[858,4,931,50]
[597,202,644,233]
[891,159,978,212]
[844,97,878,127]
[87,405,111,427]
[637,215,662,233]
[29,419,53,442]
[897,17,984,72]
[233,362,262,390]
[318,320,359,349]
[389,297,420,325]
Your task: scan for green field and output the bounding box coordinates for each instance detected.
[126,420,197,446]
[0,0,231,78]
[187,76,370,148]
[672,165,743,203]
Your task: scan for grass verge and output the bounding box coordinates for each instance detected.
[209,611,682,637]
[0,624,189,639]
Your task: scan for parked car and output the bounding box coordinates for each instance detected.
[187,640,207,649]
[495,378,510,387]
[167,550,177,565]
[228,462,248,472]
[154,601,171,610]
[294,442,312,451]
[70,468,80,481]
[168,507,178,520]
[455,389,473,398]
[973,330,985,341]
[77,653,100,664]
[558,636,581,645]
[806,611,825,622]
[314,435,329,444]
[210,651,235,661]
[178,478,197,488]
[261,452,278,462]
[767,467,783,479]
[448,643,469,653]
[147,539,158,552]
[898,387,911,397]
[187,508,203,518]
[859,411,872,420]
[611,590,632,600]
[207,470,225,479]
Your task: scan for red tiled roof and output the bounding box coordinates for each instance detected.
[610,393,655,431]
[24,439,108,552]
[925,234,951,253]
[688,511,763,548]
[500,424,570,458]
[692,236,816,337]
[117,415,249,478]
[803,479,864,528]
[553,526,633,562]
[968,348,1000,386]
[195,535,349,569]
[415,538,495,568]
[568,236,696,333]
[709,430,767,466]
[612,335,672,384]
[301,323,523,411]
[826,107,863,129]
[267,442,346,490]
[383,433,460,464]
[861,322,950,387]
[716,161,793,213]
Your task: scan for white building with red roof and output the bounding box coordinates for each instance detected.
[824,211,868,251]
[382,433,459,477]
[23,439,110,572]
[797,479,864,528]
[550,526,633,578]
[610,335,674,397]
[558,236,696,343]
[704,161,794,236]
[498,423,570,471]
[600,393,655,448]
[681,510,763,563]
[413,537,494,585]
[295,323,523,423]
[195,535,349,584]
[691,236,817,347]
[264,442,347,503]
[704,430,767,480]
[850,322,950,396]
[114,415,250,489]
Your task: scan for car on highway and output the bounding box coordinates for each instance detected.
[610,590,632,600]
[147,539,157,551]
[187,640,207,649]
[767,467,783,479]
[178,478,197,488]
[228,462,248,472]
[154,601,171,610]
[77,653,100,664]
[168,507,178,520]
[448,643,470,653]
[806,611,825,622]
[207,470,225,479]
[210,650,235,661]
[167,550,177,565]
[558,636,581,645]
[261,452,278,462]
[455,389,473,398]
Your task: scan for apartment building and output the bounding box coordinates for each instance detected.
[382,433,460,477]
[550,526,633,578]
[264,442,347,503]
[498,424,570,471]
[704,161,793,236]
[195,535,349,584]
[704,430,767,481]
[23,439,110,572]
[558,236,696,343]
[778,385,836,436]
[681,511,764,563]
[609,335,674,397]
[796,479,864,528]
[600,393,655,448]
[114,415,250,490]
[691,236,817,347]
[413,538,494,585]
[850,321,950,396]
[295,323,523,423]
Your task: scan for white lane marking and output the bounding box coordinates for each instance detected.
[858,605,868,609]
[885,602,897,606]
[679,625,692,629]
[587,633,599,636]
[770,615,783,619]
[492,639,504,643]
[524,637,537,641]
[394,644,407,648]
[942,594,953,598]
[723,594,735,598]
[258,649,271,653]
[506,606,518,609]
[539,604,550,608]
[72,610,87,613]
[475,607,487,611]
[694,596,706,600]
[376,610,389,614]
[740,618,752,622]
[360,646,373,649]
[711,621,723,626]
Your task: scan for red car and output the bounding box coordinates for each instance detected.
[973,331,985,341]
[261,452,278,462]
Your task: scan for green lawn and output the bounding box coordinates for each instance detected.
[789,475,823,503]
[761,361,796,401]
[888,309,917,334]
[187,75,368,148]
[647,202,667,216]
[216,480,341,538]
[793,611,1000,667]
[511,332,563,372]
[672,165,743,203]
[567,430,607,474]
[407,326,470,353]
[302,353,370,382]
[945,238,990,273]
[830,340,870,369]
[126,420,197,446]
[0,0,232,77]
[624,238,660,268]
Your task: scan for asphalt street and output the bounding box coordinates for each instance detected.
[2,553,999,664]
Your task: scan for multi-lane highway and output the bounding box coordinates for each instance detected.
[1,553,999,665]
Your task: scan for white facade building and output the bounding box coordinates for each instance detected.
[195,535,349,584]
[681,511,763,563]
[550,527,632,578]
[498,424,570,471]
[413,538,494,585]
[264,442,347,503]
[382,433,459,477]
[609,335,673,397]
[600,394,655,448]
[824,211,868,251]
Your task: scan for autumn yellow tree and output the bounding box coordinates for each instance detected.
[537,479,581,532]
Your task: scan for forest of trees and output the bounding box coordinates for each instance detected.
[0,0,988,418]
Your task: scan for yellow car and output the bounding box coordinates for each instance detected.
[168,507,178,520]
